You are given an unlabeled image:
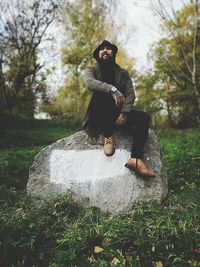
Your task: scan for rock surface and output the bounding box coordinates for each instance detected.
[27,129,167,214]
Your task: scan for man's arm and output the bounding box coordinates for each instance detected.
[115,70,135,126]
[84,66,125,107]
[83,67,113,94]
[120,70,135,113]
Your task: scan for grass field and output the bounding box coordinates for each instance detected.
[0,121,199,267]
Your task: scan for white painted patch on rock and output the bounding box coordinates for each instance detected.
[50,149,130,184]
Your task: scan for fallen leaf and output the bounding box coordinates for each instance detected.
[111,257,120,266]
[94,246,104,253]
[88,255,96,263]
[152,260,164,267]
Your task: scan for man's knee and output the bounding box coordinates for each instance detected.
[130,109,150,124]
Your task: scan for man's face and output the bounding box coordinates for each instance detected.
[98,46,114,60]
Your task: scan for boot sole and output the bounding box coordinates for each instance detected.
[124,163,156,178]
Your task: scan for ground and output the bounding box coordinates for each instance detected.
[0,120,199,267]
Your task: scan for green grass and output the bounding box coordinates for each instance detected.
[1,119,80,148]
[0,121,200,267]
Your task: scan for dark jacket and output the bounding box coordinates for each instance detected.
[83,63,135,137]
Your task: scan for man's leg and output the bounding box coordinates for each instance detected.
[99,97,119,156]
[101,116,116,156]
[125,109,150,158]
[101,110,117,137]
[123,109,156,177]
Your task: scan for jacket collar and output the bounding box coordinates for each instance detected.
[95,63,122,85]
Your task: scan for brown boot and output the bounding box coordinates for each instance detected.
[125,158,156,178]
[103,136,115,156]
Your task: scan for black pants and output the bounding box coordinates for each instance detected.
[98,95,150,159]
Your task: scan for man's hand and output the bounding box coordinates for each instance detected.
[115,113,127,126]
[112,91,125,108]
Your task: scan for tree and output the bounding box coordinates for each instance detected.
[150,0,200,126]
[148,0,200,126]
[60,0,110,121]
[0,0,59,118]
[42,0,135,122]
[134,71,165,127]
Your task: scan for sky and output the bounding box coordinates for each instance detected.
[117,0,186,71]
[120,0,160,70]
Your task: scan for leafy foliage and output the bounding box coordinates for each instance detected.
[146,1,200,127]
[41,0,136,123]
[0,0,59,118]
[40,0,110,122]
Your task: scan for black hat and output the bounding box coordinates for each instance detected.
[93,40,118,61]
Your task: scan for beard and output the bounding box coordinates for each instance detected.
[98,55,116,85]
[98,55,115,67]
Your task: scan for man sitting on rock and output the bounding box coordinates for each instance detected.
[83,40,155,178]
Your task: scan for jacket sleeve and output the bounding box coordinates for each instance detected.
[121,70,135,113]
[83,67,113,94]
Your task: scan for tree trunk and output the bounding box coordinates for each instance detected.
[166,98,174,128]
[0,62,7,113]
[192,0,200,123]
[75,66,81,122]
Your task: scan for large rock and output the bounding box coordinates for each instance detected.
[27,129,167,214]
